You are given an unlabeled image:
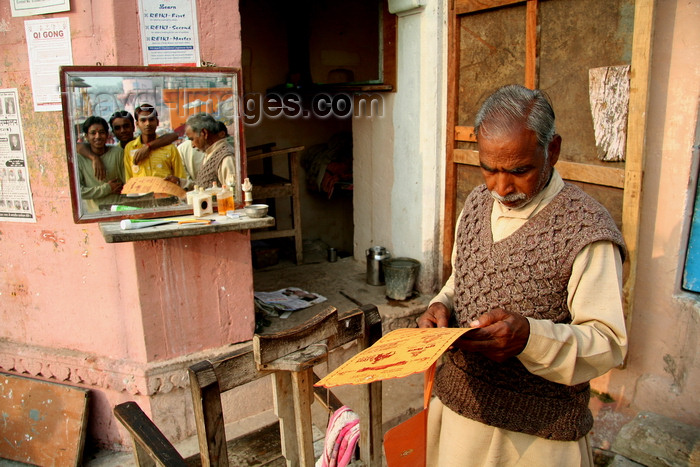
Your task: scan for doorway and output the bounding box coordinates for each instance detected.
[240,0,387,267]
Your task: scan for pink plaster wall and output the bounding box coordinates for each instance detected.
[588,0,700,441]
[0,0,248,447]
[134,234,255,361]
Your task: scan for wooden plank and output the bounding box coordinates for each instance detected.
[312,373,344,414]
[621,0,655,350]
[259,341,329,373]
[99,215,274,244]
[455,0,525,15]
[0,373,89,467]
[443,0,461,280]
[382,0,398,90]
[253,307,338,367]
[272,372,299,464]
[192,346,271,393]
[453,148,625,188]
[251,228,297,241]
[246,146,305,163]
[524,0,539,89]
[328,309,365,349]
[357,305,383,466]
[289,151,304,264]
[188,362,229,467]
[221,423,284,467]
[454,126,477,142]
[556,161,625,189]
[113,402,188,467]
[183,423,285,467]
[291,369,315,467]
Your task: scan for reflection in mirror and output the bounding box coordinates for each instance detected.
[60,66,244,223]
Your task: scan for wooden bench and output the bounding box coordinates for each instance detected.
[115,304,383,467]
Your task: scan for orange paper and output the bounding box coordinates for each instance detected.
[122,176,186,199]
[315,327,472,388]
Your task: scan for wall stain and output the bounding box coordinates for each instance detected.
[591,388,615,403]
[41,230,65,249]
[10,283,28,298]
[663,353,686,391]
[82,229,90,257]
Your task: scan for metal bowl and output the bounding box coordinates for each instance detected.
[244,204,268,218]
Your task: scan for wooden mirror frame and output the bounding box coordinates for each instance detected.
[60,65,245,223]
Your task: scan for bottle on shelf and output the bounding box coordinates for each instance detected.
[217,184,234,215]
[242,177,253,207]
[186,185,199,206]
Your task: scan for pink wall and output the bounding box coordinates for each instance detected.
[0,0,249,447]
[587,0,700,442]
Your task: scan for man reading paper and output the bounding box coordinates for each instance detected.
[417,84,627,467]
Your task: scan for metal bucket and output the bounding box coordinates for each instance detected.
[383,257,420,300]
[366,246,390,285]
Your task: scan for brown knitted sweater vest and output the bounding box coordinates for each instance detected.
[434,183,625,441]
[195,139,234,189]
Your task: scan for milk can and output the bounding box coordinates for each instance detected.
[366,246,390,286]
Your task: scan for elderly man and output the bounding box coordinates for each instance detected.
[184,113,237,189]
[418,84,627,466]
[123,104,185,183]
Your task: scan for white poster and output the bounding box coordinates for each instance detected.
[11,0,70,17]
[24,17,73,112]
[138,0,201,67]
[0,89,36,223]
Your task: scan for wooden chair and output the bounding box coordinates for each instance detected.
[115,304,383,467]
[247,143,305,264]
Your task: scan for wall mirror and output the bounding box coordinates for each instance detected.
[60,65,244,223]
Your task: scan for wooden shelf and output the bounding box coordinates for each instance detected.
[99,213,275,243]
[248,146,305,264]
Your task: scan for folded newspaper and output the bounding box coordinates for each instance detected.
[254,287,327,316]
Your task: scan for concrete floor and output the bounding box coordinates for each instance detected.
[0,248,431,466]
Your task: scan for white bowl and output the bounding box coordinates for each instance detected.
[245,204,268,218]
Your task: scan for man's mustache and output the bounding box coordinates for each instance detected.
[490,191,527,204]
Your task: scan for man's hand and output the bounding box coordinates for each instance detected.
[77,143,105,180]
[164,175,180,186]
[417,302,451,328]
[91,157,106,181]
[454,308,530,362]
[107,179,123,194]
[132,145,151,165]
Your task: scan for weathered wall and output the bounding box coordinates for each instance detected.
[0,0,252,448]
[589,0,700,437]
[355,0,447,294]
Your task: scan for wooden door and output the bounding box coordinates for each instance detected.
[443,0,655,330]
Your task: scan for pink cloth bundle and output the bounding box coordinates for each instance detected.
[316,406,361,467]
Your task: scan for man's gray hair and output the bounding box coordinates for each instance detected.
[474,84,556,148]
[186,113,220,134]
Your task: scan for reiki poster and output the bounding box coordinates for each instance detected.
[138,0,201,66]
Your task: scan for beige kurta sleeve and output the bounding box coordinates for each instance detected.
[517,240,628,386]
[217,156,237,189]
